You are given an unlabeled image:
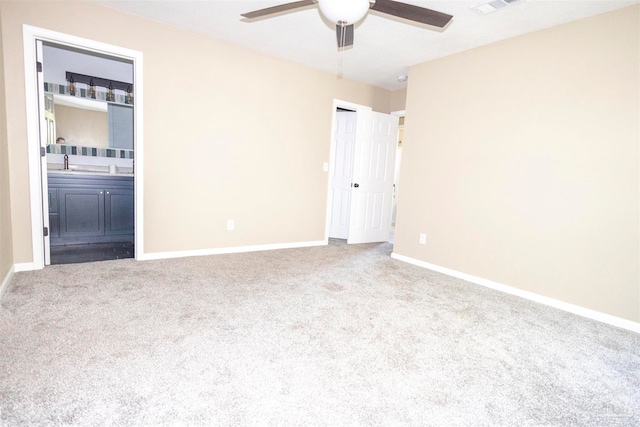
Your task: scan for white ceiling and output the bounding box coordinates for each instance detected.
[94,0,638,91]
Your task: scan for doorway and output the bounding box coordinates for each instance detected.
[41,43,135,264]
[326,100,398,244]
[23,25,144,270]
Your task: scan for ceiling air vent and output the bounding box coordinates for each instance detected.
[472,0,523,15]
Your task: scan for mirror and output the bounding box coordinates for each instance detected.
[51,94,133,150]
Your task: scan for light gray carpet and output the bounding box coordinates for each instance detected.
[1,239,638,426]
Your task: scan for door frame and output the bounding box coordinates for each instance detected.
[22,25,144,269]
[324,99,372,241]
[390,109,405,229]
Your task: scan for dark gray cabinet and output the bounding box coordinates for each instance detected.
[59,188,105,238]
[48,188,59,238]
[105,188,134,235]
[48,174,133,246]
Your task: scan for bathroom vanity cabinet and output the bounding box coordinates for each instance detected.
[48,173,134,246]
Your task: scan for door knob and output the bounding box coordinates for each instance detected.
[353,183,359,188]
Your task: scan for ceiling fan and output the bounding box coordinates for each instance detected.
[241,0,453,50]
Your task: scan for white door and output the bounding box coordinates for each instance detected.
[347,111,398,244]
[36,39,51,265]
[328,111,357,239]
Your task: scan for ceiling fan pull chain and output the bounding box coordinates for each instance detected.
[337,21,346,78]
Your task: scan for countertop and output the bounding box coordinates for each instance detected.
[48,164,133,176]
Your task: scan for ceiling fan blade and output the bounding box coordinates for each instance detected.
[241,0,316,20]
[336,24,354,49]
[370,0,453,28]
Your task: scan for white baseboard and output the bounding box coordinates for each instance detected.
[391,252,640,334]
[13,262,37,272]
[0,265,15,301]
[139,239,328,261]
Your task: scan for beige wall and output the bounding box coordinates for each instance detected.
[0,12,14,281]
[335,78,395,113]
[0,1,393,262]
[55,104,109,148]
[394,6,640,322]
[389,88,407,113]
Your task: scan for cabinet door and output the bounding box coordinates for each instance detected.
[49,213,60,238]
[58,188,105,237]
[48,188,59,237]
[48,188,58,213]
[104,188,134,235]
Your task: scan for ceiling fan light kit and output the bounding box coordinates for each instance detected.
[472,0,524,15]
[317,0,370,25]
[241,0,453,50]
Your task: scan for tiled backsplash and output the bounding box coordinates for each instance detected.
[47,143,134,159]
[46,81,134,159]
[44,82,133,105]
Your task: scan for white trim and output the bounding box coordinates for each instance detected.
[22,25,144,267]
[0,265,15,301]
[391,252,640,334]
[138,240,328,261]
[391,109,405,130]
[132,53,144,260]
[23,27,45,270]
[325,99,373,241]
[12,263,36,272]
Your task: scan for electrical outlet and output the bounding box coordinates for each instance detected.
[227,220,234,231]
[419,233,426,244]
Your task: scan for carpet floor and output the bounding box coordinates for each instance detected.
[1,239,638,426]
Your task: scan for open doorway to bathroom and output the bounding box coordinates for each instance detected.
[23,25,144,270]
[41,43,135,264]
